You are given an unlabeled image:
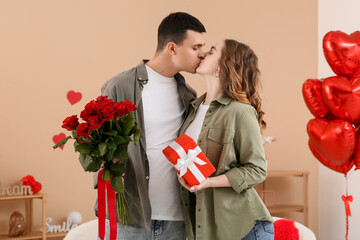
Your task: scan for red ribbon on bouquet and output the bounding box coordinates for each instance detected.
[98,169,117,240]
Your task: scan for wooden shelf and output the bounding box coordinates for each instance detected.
[267,170,309,178]
[0,194,47,239]
[0,194,44,201]
[268,205,304,214]
[256,170,309,226]
[0,232,67,240]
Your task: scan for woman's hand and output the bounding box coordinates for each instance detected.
[177,174,232,192]
[177,174,212,192]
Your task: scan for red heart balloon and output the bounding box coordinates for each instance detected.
[67,90,82,105]
[307,118,356,174]
[302,79,329,117]
[354,132,360,170]
[323,31,360,79]
[350,31,360,42]
[322,76,360,123]
[309,140,354,174]
[53,133,66,150]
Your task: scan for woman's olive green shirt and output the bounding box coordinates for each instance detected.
[179,94,273,240]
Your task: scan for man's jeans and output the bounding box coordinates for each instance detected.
[242,221,274,240]
[98,219,185,240]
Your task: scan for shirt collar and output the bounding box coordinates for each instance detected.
[191,93,232,110]
[215,95,232,105]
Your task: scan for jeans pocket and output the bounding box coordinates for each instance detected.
[262,221,274,234]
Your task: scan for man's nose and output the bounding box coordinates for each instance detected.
[198,50,205,59]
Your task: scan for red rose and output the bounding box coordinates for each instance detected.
[95,96,109,102]
[62,115,79,131]
[87,115,103,130]
[113,102,125,117]
[80,100,97,121]
[100,104,115,122]
[76,122,91,137]
[122,101,138,114]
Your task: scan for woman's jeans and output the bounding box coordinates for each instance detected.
[97,219,185,240]
[242,220,274,240]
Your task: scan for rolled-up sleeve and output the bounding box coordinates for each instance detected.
[225,107,267,193]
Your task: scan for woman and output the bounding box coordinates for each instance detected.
[178,39,274,240]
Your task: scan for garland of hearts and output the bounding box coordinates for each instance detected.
[303,30,360,240]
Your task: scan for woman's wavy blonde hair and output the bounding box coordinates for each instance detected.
[219,39,266,129]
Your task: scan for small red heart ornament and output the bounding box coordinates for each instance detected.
[302,79,329,118]
[322,76,360,123]
[307,118,356,174]
[67,90,82,105]
[53,133,66,150]
[323,31,360,79]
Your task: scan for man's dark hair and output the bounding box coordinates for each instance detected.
[156,12,206,52]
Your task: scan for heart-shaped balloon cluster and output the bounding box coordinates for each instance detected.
[303,31,360,175]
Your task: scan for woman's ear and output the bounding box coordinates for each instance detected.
[215,67,220,77]
[166,42,176,55]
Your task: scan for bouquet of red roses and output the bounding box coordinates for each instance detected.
[53,96,141,226]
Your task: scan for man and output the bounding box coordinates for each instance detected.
[96,12,206,239]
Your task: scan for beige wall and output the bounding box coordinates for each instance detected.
[0,0,318,237]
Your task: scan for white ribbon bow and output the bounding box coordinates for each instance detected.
[169,141,207,183]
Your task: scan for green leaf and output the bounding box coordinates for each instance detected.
[115,123,123,134]
[104,130,118,136]
[113,135,127,145]
[106,148,116,160]
[79,153,86,162]
[123,114,135,135]
[105,141,117,160]
[107,141,117,150]
[124,135,132,142]
[113,144,128,162]
[78,154,101,172]
[134,128,141,146]
[75,143,92,155]
[109,162,126,176]
[98,142,107,156]
[111,176,124,192]
[53,136,72,149]
[72,130,78,138]
[73,141,79,152]
[90,148,101,158]
[102,169,111,181]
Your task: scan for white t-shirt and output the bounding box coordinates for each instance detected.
[184,102,209,143]
[142,65,185,221]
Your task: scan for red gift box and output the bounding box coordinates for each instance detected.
[162,133,216,186]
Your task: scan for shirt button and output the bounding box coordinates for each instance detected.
[185,203,188,207]
[198,209,201,212]
[145,176,149,180]
[198,225,201,228]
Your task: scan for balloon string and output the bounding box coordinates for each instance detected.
[342,174,353,240]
